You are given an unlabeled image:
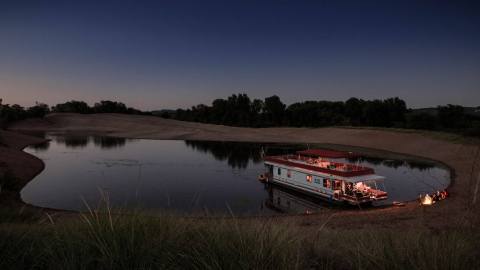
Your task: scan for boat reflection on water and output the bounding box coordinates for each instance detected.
[263,184,330,214]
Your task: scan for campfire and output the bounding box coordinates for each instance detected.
[419,190,448,206]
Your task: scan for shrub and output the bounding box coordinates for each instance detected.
[406,112,437,130]
[27,103,50,118]
[52,100,92,114]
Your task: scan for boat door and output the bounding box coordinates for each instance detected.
[265,164,274,179]
[333,179,343,199]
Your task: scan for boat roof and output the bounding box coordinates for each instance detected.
[337,174,385,183]
[265,155,375,177]
[296,149,357,158]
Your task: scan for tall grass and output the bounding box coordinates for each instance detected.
[310,229,479,270]
[1,208,479,270]
[1,208,304,270]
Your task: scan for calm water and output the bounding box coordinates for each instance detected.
[22,134,451,216]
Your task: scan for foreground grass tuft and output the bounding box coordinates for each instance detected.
[1,210,479,270]
[310,229,478,270]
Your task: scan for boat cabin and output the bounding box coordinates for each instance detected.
[261,149,387,205]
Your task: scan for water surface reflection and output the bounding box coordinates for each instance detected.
[21,134,450,215]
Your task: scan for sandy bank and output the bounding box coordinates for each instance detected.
[6,113,480,228]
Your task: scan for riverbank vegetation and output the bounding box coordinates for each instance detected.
[173,94,480,137]
[1,208,478,270]
[0,101,50,128]
[0,99,149,128]
[1,95,479,137]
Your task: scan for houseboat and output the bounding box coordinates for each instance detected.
[259,149,388,205]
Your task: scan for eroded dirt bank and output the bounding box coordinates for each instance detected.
[6,113,480,228]
[0,130,46,205]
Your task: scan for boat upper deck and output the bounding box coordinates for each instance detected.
[264,154,375,177]
[295,149,358,158]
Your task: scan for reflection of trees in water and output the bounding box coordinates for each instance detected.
[185,140,263,169]
[346,156,435,171]
[19,131,51,151]
[93,136,127,149]
[30,141,50,151]
[185,141,309,169]
[406,161,436,171]
[54,135,128,149]
[56,136,89,148]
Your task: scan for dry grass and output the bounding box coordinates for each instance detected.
[1,206,479,270]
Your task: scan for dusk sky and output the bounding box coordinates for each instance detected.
[1,0,479,110]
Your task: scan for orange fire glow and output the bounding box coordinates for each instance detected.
[421,194,434,205]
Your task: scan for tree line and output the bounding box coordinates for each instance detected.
[1,95,479,137]
[0,99,149,128]
[173,94,480,137]
[175,94,408,127]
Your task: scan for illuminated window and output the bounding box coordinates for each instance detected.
[287,169,291,178]
[323,178,331,188]
[306,175,312,183]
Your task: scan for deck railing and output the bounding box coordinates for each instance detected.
[265,155,375,177]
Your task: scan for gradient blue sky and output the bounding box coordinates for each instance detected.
[1,0,479,110]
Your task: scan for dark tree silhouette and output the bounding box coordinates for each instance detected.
[52,101,91,114]
[406,112,437,130]
[264,95,285,126]
[27,103,50,118]
[437,104,468,129]
[171,93,479,137]
[93,101,128,113]
[0,95,478,138]
[345,98,365,126]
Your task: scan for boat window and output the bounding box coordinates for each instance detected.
[333,180,342,190]
[287,169,291,178]
[323,178,331,189]
[345,182,354,195]
[278,167,281,175]
[306,175,312,183]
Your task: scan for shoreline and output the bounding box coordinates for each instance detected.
[3,113,480,228]
[0,130,47,209]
